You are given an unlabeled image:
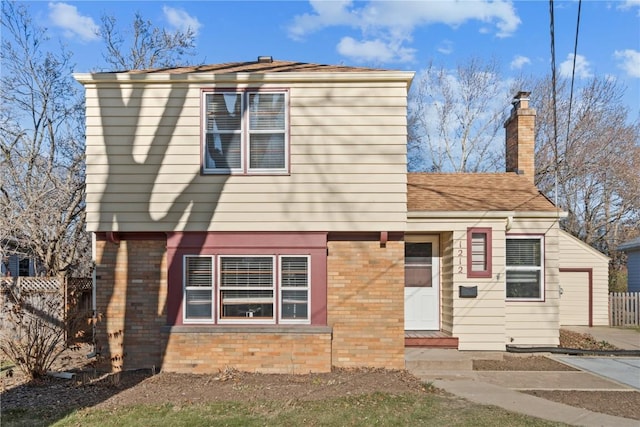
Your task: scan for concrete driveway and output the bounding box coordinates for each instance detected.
[555,356,640,390]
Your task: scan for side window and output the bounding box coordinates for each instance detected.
[506,236,544,300]
[202,90,288,174]
[467,228,492,278]
[280,256,310,322]
[184,256,214,322]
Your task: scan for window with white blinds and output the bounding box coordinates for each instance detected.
[183,254,310,324]
[219,256,274,320]
[184,256,214,321]
[203,90,288,174]
[505,236,544,300]
[467,228,492,278]
[280,256,310,322]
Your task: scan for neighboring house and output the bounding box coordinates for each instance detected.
[619,238,640,292]
[74,59,591,374]
[1,240,39,277]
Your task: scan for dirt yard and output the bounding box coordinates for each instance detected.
[1,329,639,422]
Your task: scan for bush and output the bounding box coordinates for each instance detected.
[0,284,68,379]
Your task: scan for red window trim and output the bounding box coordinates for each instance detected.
[467,227,492,278]
[166,232,327,327]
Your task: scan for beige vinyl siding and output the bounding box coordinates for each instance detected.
[505,219,561,347]
[82,79,410,232]
[558,231,610,326]
[440,232,454,334]
[407,218,506,351]
[408,214,562,350]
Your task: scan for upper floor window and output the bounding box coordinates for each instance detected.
[467,228,492,278]
[506,236,544,300]
[202,90,288,174]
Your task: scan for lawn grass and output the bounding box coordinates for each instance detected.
[2,392,568,427]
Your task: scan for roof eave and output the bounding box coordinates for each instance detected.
[73,71,415,87]
[408,210,567,219]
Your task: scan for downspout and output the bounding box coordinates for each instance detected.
[87,233,98,359]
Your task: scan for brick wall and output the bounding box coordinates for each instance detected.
[161,327,332,374]
[94,239,167,371]
[327,240,405,369]
[95,236,406,373]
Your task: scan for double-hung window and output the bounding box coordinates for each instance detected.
[183,254,310,324]
[505,236,544,300]
[280,256,310,322]
[184,256,214,321]
[203,90,288,174]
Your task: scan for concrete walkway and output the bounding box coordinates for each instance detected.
[406,327,640,427]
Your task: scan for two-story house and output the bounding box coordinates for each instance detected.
[74,58,607,374]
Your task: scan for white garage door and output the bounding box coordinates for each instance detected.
[560,270,590,326]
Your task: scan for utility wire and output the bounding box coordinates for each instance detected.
[566,0,582,152]
[549,0,559,207]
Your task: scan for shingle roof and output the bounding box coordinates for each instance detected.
[408,173,558,212]
[119,59,386,74]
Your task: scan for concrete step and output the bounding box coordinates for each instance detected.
[406,358,473,371]
[405,348,505,372]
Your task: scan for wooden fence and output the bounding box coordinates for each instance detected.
[609,292,640,327]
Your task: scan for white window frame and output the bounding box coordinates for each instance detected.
[183,253,312,325]
[218,255,276,324]
[183,255,215,324]
[505,235,544,301]
[278,255,311,324]
[202,90,289,175]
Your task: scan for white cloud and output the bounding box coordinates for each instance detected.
[437,40,454,55]
[163,6,202,36]
[48,2,99,42]
[289,0,520,64]
[510,55,531,70]
[337,37,415,63]
[614,49,640,78]
[619,0,640,12]
[559,53,593,79]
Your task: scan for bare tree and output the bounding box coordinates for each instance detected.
[408,58,513,172]
[530,75,640,290]
[530,75,640,254]
[97,12,197,71]
[0,2,89,277]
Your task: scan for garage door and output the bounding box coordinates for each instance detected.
[559,270,590,326]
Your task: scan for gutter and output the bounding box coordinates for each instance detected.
[87,233,98,360]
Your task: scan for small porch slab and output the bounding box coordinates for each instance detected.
[405,330,459,348]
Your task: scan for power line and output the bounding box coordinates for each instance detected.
[566,0,582,150]
[549,0,559,207]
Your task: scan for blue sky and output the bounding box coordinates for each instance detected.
[20,1,640,115]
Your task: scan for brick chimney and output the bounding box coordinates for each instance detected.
[504,91,536,182]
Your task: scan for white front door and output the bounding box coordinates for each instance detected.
[404,236,440,330]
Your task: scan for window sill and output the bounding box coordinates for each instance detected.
[162,325,332,335]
